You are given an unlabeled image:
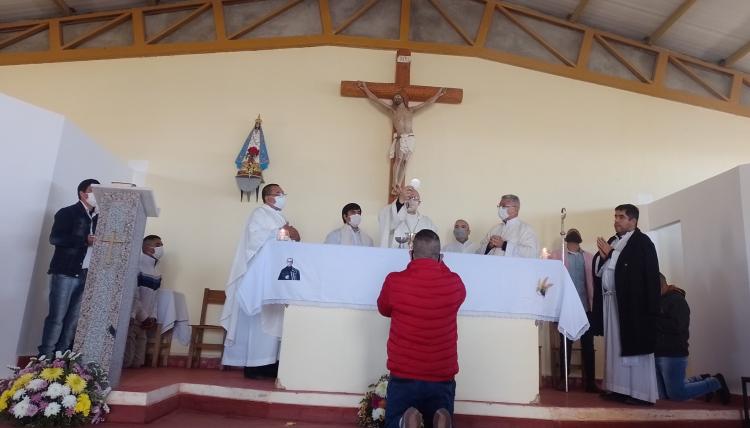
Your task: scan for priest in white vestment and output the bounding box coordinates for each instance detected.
[378,182,437,248]
[443,219,480,254]
[595,204,659,404]
[220,183,300,376]
[324,202,374,246]
[478,194,539,258]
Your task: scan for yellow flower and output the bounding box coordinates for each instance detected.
[40,367,64,382]
[11,373,34,390]
[65,374,87,394]
[74,393,91,416]
[0,390,11,412]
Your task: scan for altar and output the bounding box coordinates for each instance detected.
[227,240,588,404]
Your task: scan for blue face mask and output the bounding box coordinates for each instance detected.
[453,228,468,241]
[274,195,286,210]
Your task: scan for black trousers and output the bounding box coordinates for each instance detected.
[559,312,595,386]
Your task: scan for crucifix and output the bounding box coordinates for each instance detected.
[340,49,463,202]
[100,231,126,266]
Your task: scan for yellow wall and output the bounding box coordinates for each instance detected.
[3,46,750,361]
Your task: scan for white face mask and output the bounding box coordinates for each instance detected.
[152,246,164,260]
[86,192,97,208]
[348,214,362,227]
[273,195,286,210]
[498,206,509,221]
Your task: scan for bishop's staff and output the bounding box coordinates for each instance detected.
[559,208,569,392]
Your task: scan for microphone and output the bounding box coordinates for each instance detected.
[561,208,567,219]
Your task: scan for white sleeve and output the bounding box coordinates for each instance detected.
[507,225,539,258]
[324,229,340,244]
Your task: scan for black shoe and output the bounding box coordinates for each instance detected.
[714,373,731,405]
[622,396,655,406]
[700,374,714,402]
[600,391,626,402]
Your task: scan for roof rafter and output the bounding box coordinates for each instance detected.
[721,40,750,67]
[645,0,696,45]
[567,0,589,23]
[51,0,76,16]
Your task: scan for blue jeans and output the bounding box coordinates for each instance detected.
[385,376,455,428]
[655,356,720,401]
[38,271,87,357]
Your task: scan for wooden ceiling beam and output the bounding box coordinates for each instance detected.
[721,39,750,67]
[645,0,696,45]
[51,0,76,16]
[567,0,589,23]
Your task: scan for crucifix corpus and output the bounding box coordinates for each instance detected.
[340,49,463,201]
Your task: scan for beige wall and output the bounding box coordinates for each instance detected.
[3,47,750,361]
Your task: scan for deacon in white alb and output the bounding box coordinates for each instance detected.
[324,202,374,246]
[478,194,539,258]
[220,183,300,378]
[443,219,480,254]
[378,179,437,248]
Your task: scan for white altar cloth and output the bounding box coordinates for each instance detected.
[234,240,589,341]
[156,289,190,346]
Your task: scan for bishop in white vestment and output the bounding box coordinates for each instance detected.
[324,202,374,246]
[478,194,539,258]
[378,185,437,248]
[220,184,300,370]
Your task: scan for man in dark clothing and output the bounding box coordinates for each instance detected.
[594,204,660,405]
[655,273,730,404]
[38,178,99,358]
[377,230,466,428]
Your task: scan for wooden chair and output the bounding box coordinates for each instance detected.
[145,324,173,368]
[186,288,226,369]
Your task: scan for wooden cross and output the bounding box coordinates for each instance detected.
[100,231,127,265]
[340,49,463,202]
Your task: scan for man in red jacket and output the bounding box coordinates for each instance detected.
[377,229,466,428]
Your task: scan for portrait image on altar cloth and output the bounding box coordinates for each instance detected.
[278,257,301,281]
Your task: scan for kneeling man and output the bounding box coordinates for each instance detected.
[378,230,466,428]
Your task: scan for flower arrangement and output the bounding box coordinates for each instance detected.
[0,351,111,426]
[357,374,389,428]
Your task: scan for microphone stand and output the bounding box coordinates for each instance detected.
[560,208,569,392]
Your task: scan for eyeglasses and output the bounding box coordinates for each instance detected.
[497,204,517,208]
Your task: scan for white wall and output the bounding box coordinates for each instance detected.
[646,165,750,393]
[648,221,685,287]
[15,114,134,357]
[3,47,750,371]
[0,93,64,369]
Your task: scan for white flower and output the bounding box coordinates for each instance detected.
[102,403,110,413]
[61,395,77,409]
[372,408,385,420]
[11,397,30,419]
[45,382,70,399]
[374,381,388,398]
[44,402,61,417]
[12,388,27,401]
[27,379,46,392]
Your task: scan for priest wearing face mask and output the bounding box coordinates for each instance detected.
[378,179,438,248]
[124,234,164,368]
[221,183,300,379]
[325,202,374,246]
[443,219,480,254]
[477,194,539,258]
